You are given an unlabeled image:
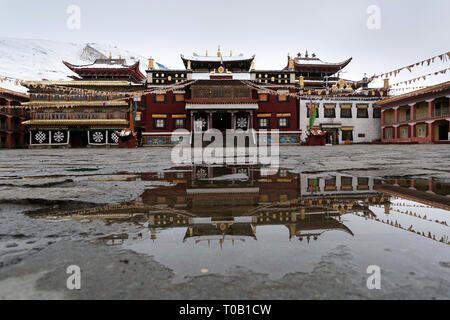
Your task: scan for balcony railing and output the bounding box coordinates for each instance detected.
[434,107,450,118]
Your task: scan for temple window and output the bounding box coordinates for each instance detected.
[357,105,369,118]
[306,105,319,118]
[324,105,336,118]
[174,94,185,102]
[173,118,186,129]
[154,94,166,103]
[154,118,167,129]
[277,94,288,103]
[258,118,270,129]
[416,125,427,137]
[342,129,354,141]
[384,127,394,139]
[340,106,352,118]
[277,117,289,128]
[259,93,269,102]
[373,108,381,118]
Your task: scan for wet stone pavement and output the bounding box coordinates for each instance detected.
[0,144,449,300]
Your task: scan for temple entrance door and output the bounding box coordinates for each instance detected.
[325,128,339,145]
[438,121,449,141]
[70,130,88,148]
[213,113,231,132]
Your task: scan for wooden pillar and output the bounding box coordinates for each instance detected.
[6,116,12,131]
[394,107,399,123]
[249,112,254,129]
[410,123,415,138]
[410,104,416,120]
[427,121,434,142]
[190,113,194,132]
[231,112,235,130]
[393,126,398,139]
[380,109,385,124]
[427,100,433,118]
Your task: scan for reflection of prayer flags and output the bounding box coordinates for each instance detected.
[103,101,110,107]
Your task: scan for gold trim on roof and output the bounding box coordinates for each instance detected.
[22,119,128,126]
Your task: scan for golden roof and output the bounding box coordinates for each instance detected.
[22,119,128,126]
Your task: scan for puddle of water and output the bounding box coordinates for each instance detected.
[27,165,450,283]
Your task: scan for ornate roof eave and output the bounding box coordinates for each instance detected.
[285,57,353,73]
[180,54,256,69]
[62,61,146,82]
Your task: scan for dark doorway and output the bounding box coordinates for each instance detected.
[325,128,339,145]
[213,113,231,132]
[438,122,449,141]
[70,131,88,148]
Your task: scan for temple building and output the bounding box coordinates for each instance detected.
[142,48,387,146]
[0,87,29,148]
[375,81,450,144]
[21,57,145,148]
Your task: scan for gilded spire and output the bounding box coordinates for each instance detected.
[217,46,221,57]
[148,57,155,70]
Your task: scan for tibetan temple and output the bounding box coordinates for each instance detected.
[20,48,391,148]
[142,48,387,146]
[22,58,145,148]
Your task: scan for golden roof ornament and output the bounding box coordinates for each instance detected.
[288,56,295,70]
[148,57,155,70]
[250,61,255,71]
[187,60,191,70]
[217,46,221,57]
[299,76,304,87]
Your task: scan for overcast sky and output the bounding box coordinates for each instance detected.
[1,0,449,88]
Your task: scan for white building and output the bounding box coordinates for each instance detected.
[299,98,382,144]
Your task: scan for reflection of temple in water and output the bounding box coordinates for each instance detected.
[28,166,450,246]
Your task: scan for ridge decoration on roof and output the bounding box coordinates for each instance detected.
[63,58,146,83]
[181,48,255,72]
[285,52,352,75]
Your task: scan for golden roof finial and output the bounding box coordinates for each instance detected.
[109,52,112,59]
[230,50,232,57]
[217,46,221,57]
[187,60,191,70]
[288,57,295,70]
[206,50,208,57]
[148,57,154,70]
[250,61,255,71]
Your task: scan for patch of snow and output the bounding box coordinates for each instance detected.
[0,38,168,94]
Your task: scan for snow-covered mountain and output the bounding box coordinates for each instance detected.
[0,38,167,93]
